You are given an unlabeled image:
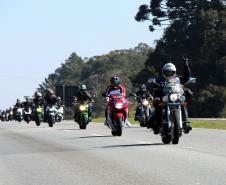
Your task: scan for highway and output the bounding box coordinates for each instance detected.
[0,121,226,185]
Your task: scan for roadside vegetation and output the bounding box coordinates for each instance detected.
[39,1,226,118]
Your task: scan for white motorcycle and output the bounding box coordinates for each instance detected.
[16,108,24,122]
[24,107,32,123]
[55,106,64,122]
[46,105,57,127]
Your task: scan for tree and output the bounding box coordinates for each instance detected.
[135,0,226,117]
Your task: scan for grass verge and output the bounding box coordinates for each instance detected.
[93,118,226,130]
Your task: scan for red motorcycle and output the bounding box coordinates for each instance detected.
[104,94,129,136]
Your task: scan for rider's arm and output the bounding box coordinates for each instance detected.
[180,58,191,84]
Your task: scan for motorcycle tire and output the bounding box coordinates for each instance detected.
[140,121,146,127]
[172,110,181,144]
[35,116,41,126]
[79,116,87,129]
[115,117,122,136]
[48,116,55,127]
[111,131,117,136]
[162,135,171,144]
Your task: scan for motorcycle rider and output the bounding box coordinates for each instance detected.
[14,99,23,108]
[149,57,192,134]
[43,89,58,122]
[33,91,44,107]
[23,96,33,109]
[134,84,153,121]
[103,76,130,126]
[74,84,93,122]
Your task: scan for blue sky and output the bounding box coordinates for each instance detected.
[0,0,163,109]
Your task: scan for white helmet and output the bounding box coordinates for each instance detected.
[162,63,176,78]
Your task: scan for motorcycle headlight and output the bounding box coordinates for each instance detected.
[162,96,169,103]
[79,105,86,111]
[115,103,123,109]
[142,100,149,106]
[169,94,178,102]
[37,108,42,112]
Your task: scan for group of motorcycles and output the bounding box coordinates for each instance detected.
[0,76,195,145]
[0,98,64,127]
[102,76,196,145]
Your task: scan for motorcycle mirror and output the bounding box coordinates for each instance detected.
[189,77,196,84]
[148,77,156,83]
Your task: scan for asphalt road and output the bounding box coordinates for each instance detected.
[0,121,226,185]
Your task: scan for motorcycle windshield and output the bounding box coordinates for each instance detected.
[163,77,184,95]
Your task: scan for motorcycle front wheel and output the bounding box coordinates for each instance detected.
[112,117,122,136]
[172,110,181,144]
[79,114,88,129]
[48,115,55,127]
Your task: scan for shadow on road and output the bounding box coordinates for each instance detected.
[102,143,164,148]
[79,135,113,139]
[62,135,113,139]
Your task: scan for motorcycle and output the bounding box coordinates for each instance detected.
[15,107,23,122]
[1,111,7,122]
[8,110,14,121]
[34,105,44,126]
[23,106,32,123]
[131,94,153,127]
[55,106,64,122]
[103,93,129,136]
[148,77,196,144]
[74,101,92,129]
[45,105,57,127]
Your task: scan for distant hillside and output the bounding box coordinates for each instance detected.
[38,43,153,116]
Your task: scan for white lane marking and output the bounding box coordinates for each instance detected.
[136,141,151,144]
[91,133,104,137]
[62,130,73,132]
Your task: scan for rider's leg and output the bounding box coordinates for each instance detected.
[182,103,192,133]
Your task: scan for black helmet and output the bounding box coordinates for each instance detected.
[139,84,146,92]
[110,76,121,86]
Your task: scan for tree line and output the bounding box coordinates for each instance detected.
[39,0,226,118]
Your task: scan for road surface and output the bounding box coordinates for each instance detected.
[0,121,226,185]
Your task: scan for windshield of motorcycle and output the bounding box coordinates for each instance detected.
[163,77,184,95]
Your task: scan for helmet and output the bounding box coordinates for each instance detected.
[35,91,42,98]
[110,76,121,86]
[139,84,146,92]
[79,84,87,91]
[162,63,176,78]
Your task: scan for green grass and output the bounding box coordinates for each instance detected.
[93,117,226,130]
[191,120,226,130]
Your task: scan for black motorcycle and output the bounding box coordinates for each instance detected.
[148,77,196,144]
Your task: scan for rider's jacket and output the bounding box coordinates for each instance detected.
[75,91,93,102]
[152,62,191,99]
[105,84,126,97]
